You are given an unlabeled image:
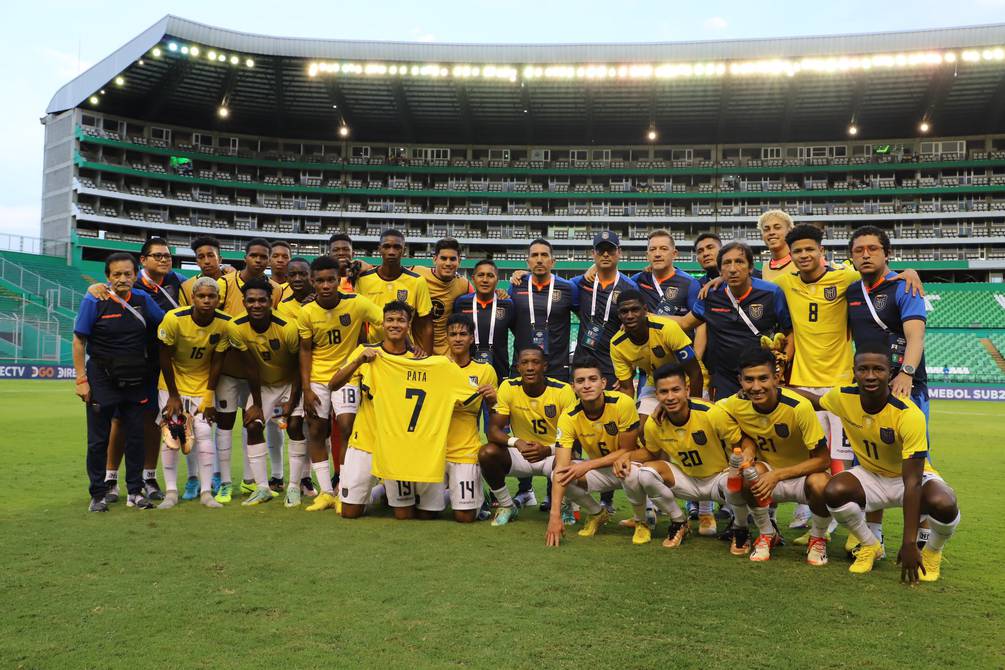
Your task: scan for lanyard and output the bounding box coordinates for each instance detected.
[141,270,178,309]
[590,273,620,323]
[724,285,761,336]
[108,291,146,327]
[862,277,891,332]
[473,294,497,348]
[648,270,676,304]
[529,275,555,329]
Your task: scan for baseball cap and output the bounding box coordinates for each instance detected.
[592,231,620,248]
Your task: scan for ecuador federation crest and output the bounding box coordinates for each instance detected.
[692,430,708,445]
[748,303,764,320]
[880,427,896,444]
[269,338,280,350]
[397,289,408,302]
[544,404,557,418]
[664,285,679,301]
[604,421,619,436]
[775,423,790,438]
[874,293,889,310]
[209,333,221,345]
[652,346,667,359]
[431,298,445,319]
[824,286,838,301]
[339,313,352,327]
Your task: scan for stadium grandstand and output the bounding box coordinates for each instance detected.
[3,15,1004,384]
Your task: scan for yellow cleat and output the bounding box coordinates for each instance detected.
[305,492,339,512]
[844,531,861,555]
[848,542,883,574]
[632,522,652,545]
[918,547,943,582]
[577,509,610,538]
[698,513,717,537]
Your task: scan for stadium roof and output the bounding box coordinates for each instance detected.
[47,15,1005,145]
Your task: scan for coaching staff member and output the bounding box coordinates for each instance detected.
[73,252,164,512]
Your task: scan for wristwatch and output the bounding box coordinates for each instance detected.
[901,364,916,377]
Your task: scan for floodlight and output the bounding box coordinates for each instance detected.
[208,50,217,61]
[115,76,125,86]
[230,55,239,65]
[168,42,178,52]
[89,96,99,105]
[338,125,350,137]
[919,120,930,133]
[647,128,658,141]
[190,46,200,57]
[218,106,230,118]
[245,58,255,68]
[848,124,858,136]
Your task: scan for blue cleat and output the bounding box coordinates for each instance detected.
[181,477,200,501]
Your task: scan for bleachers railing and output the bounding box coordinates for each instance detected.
[0,233,69,258]
[0,315,63,363]
[0,256,84,314]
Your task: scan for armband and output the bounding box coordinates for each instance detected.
[507,437,518,448]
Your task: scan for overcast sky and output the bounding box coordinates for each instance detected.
[3,0,1005,241]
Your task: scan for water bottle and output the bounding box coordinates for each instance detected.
[742,463,772,507]
[726,448,743,493]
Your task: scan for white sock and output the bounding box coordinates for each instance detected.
[142,468,156,481]
[750,506,775,536]
[867,522,884,543]
[925,512,960,552]
[197,442,215,493]
[492,485,514,508]
[828,502,879,546]
[312,461,334,494]
[160,446,179,492]
[211,425,220,473]
[106,469,118,481]
[241,428,252,482]
[810,514,831,539]
[563,483,602,515]
[638,468,686,522]
[266,420,284,480]
[698,500,714,516]
[247,441,269,486]
[216,429,233,484]
[288,439,308,483]
[730,502,751,529]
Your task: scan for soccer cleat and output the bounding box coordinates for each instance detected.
[538,497,551,512]
[284,483,302,508]
[730,528,751,556]
[104,481,119,504]
[663,520,690,548]
[918,547,943,582]
[698,513,718,537]
[240,480,256,495]
[686,500,699,520]
[157,490,179,510]
[242,486,275,506]
[632,522,652,545]
[268,477,284,493]
[793,529,832,546]
[126,494,154,510]
[214,482,233,504]
[305,492,339,512]
[300,477,317,498]
[844,531,861,555]
[144,478,165,501]
[600,500,616,515]
[619,517,638,528]
[789,504,812,529]
[513,490,538,509]
[848,542,884,574]
[200,491,223,508]
[560,500,577,526]
[491,505,519,527]
[750,533,776,562]
[851,538,886,561]
[806,536,829,566]
[211,473,222,496]
[477,500,492,521]
[88,497,109,513]
[182,477,200,501]
[577,509,610,538]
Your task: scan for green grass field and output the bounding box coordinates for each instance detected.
[1,380,1003,669]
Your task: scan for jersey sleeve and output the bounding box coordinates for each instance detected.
[643,419,662,455]
[558,384,577,411]
[73,296,99,337]
[819,388,841,416]
[567,277,581,310]
[840,268,862,288]
[157,312,178,346]
[709,405,743,446]
[616,395,641,431]
[347,344,368,386]
[297,306,314,340]
[691,295,707,322]
[896,284,927,322]
[413,277,433,318]
[212,322,231,352]
[899,406,929,460]
[794,400,827,450]
[284,322,300,355]
[227,320,248,351]
[494,382,513,416]
[772,285,793,331]
[556,412,577,450]
[663,320,695,358]
[482,365,499,390]
[358,295,383,327]
[142,292,166,325]
[610,337,633,381]
[685,277,700,312]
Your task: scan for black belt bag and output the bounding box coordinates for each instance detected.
[100,356,149,389]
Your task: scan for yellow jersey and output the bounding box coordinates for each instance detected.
[717,388,826,468]
[760,257,796,283]
[367,354,481,482]
[774,267,860,387]
[557,391,640,460]
[297,294,383,385]
[227,312,300,386]
[156,307,232,396]
[276,293,313,322]
[347,344,420,454]
[217,272,282,317]
[495,377,577,444]
[820,386,934,478]
[610,315,695,382]
[179,270,231,306]
[355,266,433,343]
[413,266,472,355]
[642,399,742,478]
[446,360,497,464]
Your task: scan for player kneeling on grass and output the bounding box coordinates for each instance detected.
[227,277,302,506]
[615,363,754,548]
[545,358,640,547]
[795,346,960,582]
[156,277,236,509]
[718,346,832,564]
[479,346,576,526]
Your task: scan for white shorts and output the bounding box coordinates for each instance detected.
[339,446,378,505]
[308,382,335,419]
[847,465,946,513]
[383,479,446,512]
[247,382,301,422]
[507,448,555,479]
[759,461,809,505]
[155,390,210,427]
[796,386,851,460]
[216,375,249,413]
[636,383,658,416]
[333,384,361,416]
[580,465,622,493]
[662,463,728,504]
[446,462,484,510]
